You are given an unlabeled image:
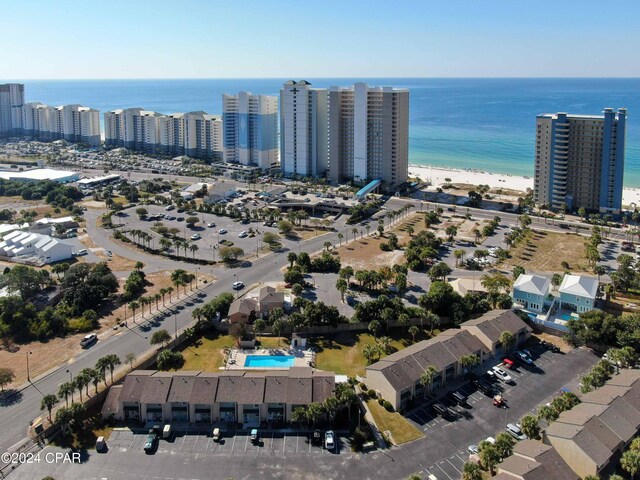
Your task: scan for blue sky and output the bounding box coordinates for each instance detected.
[1,0,639,79]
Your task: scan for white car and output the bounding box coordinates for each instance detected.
[218,228,227,234]
[207,222,216,228]
[238,231,248,238]
[506,423,527,441]
[324,430,335,450]
[492,366,513,383]
[190,234,201,240]
[232,281,244,290]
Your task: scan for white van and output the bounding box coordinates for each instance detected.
[80,334,97,348]
[162,424,172,439]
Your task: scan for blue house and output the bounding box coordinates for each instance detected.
[512,274,550,313]
[559,275,598,314]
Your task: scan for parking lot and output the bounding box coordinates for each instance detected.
[114,201,343,265]
[107,428,349,457]
[402,341,594,480]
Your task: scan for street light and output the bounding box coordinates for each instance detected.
[196,267,200,289]
[26,351,32,382]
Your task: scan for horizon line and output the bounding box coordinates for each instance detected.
[3,76,640,81]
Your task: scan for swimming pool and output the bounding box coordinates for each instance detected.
[244,355,295,368]
[558,313,577,321]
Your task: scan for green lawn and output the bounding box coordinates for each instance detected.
[313,328,440,378]
[179,333,291,371]
[179,332,237,371]
[365,399,423,445]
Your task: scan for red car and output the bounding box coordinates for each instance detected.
[502,358,514,369]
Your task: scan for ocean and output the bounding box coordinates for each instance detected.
[11,78,640,187]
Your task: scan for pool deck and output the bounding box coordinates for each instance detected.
[225,347,315,370]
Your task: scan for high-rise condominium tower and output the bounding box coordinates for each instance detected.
[104,109,222,160]
[327,82,409,189]
[0,83,25,135]
[534,108,627,215]
[280,80,328,177]
[222,91,278,171]
[280,81,409,190]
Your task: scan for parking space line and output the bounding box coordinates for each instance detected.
[308,434,312,454]
[456,452,467,464]
[296,434,299,453]
[231,434,237,453]
[128,435,136,449]
[283,433,286,453]
[206,436,212,452]
[446,457,461,473]
[436,462,453,480]
[244,434,250,452]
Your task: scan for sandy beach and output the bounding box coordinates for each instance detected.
[409,164,640,207]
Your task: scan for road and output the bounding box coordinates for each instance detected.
[0,208,342,460]
[0,196,621,462]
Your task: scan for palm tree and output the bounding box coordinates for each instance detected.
[159,288,168,306]
[91,368,103,394]
[79,368,94,396]
[419,366,438,397]
[154,293,161,311]
[40,394,58,421]
[73,373,87,402]
[351,227,358,241]
[408,325,420,343]
[58,382,74,406]
[104,354,121,384]
[167,286,174,303]
[499,330,515,353]
[363,344,376,364]
[337,233,344,247]
[129,300,139,323]
[189,243,199,259]
[462,462,482,480]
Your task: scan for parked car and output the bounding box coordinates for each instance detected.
[449,390,468,405]
[232,281,244,290]
[324,430,335,450]
[506,423,527,441]
[96,436,107,452]
[218,228,227,234]
[212,427,221,442]
[207,222,216,228]
[431,402,449,417]
[144,430,158,453]
[312,430,322,445]
[75,249,88,256]
[80,333,97,348]
[190,233,201,240]
[250,428,260,445]
[515,350,534,366]
[492,366,513,383]
[473,377,495,396]
[467,444,478,454]
[165,205,175,211]
[162,424,172,439]
[238,231,248,238]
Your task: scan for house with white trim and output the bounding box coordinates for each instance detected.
[559,275,598,314]
[512,274,550,313]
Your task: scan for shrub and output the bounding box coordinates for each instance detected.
[67,317,96,332]
[359,382,367,391]
[367,389,377,399]
[377,397,385,406]
[379,242,392,251]
[383,400,394,412]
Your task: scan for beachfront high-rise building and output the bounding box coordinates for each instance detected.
[327,83,409,189]
[17,102,100,146]
[222,91,279,171]
[0,83,25,135]
[534,108,627,215]
[105,109,222,160]
[280,80,328,177]
[279,81,409,190]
